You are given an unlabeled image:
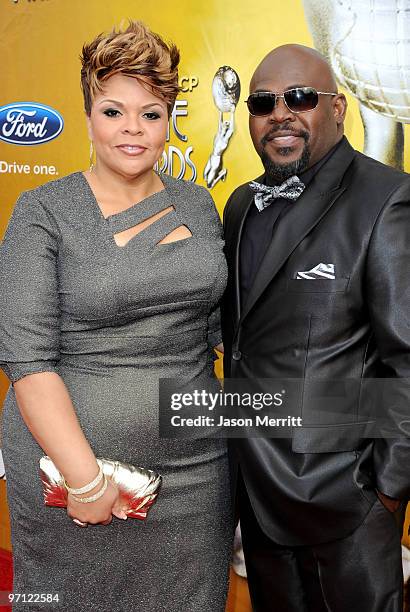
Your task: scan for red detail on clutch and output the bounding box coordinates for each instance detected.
[39,456,162,521]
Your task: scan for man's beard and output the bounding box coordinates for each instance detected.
[260,128,310,184]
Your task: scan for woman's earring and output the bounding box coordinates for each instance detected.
[89,141,94,172]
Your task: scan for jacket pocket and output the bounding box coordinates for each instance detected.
[286,278,349,293]
[291,421,375,453]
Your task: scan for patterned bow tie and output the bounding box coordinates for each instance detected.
[249,176,305,212]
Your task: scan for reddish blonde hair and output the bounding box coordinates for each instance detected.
[80,20,180,116]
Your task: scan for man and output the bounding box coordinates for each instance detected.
[221,44,410,611]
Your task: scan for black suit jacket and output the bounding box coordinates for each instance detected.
[221,137,410,545]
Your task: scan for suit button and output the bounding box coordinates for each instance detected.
[232,350,242,361]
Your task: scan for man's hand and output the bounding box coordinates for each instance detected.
[376,489,401,513]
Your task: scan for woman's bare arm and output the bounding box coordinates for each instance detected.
[13,371,123,523]
[14,371,98,486]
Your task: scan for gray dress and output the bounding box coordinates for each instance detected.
[0,172,232,611]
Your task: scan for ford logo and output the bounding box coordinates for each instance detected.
[0,102,64,145]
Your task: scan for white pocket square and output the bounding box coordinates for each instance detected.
[296,263,335,280]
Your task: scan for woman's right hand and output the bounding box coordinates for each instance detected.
[12,372,128,526]
[67,479,127,526]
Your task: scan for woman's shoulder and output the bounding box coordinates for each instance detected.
[160,173,217,210]
[13,172,88,229]
[160,174,222,233]
[5,173,90,240]
[160,173,209,197]
[20,171,84,202]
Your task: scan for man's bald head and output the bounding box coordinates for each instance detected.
[248,44,347,183]
[250,44,338,93]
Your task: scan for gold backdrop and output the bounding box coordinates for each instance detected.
[1,0,409,553]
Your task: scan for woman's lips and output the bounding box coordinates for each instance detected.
[116,145,147,156]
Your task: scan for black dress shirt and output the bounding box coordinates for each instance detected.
[240,138,344,304]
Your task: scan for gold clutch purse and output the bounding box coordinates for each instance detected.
[39,456,162,520]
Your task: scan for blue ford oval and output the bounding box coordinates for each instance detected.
[0,102,64,145]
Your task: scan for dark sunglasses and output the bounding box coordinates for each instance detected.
[246,87,337,116]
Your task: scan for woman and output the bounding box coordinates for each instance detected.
[0,21,231,611]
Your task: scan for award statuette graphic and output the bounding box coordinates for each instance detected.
[204,66,241,188]
[303,0,410,169]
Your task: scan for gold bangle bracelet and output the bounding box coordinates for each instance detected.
[64,460,103,495]
[72,475,108,504]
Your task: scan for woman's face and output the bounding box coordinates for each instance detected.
[87,73,168,180]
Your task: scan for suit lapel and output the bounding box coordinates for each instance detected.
[239,137,356,324]
[224,175,263,325]
[225,182,259,324]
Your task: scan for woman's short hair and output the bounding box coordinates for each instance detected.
[80,20,180,116]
